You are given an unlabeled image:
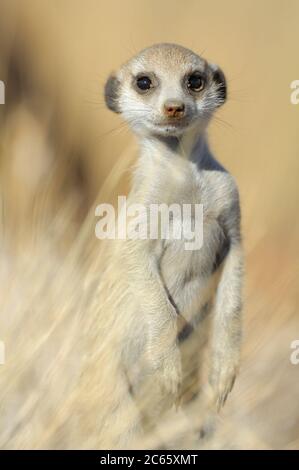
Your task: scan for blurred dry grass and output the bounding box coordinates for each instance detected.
[0,0,298,449]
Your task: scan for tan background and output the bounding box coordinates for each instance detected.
[0,0,298,448]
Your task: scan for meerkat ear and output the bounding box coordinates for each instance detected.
[210,64,227,105]
[104,74,121,113]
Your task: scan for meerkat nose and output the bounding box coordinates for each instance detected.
[163,100,185,118]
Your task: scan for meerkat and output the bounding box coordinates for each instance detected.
[103,43,244,440]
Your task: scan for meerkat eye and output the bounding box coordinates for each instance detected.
[187,72,204,92]
[136,76,152,92]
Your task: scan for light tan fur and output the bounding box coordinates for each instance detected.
[103,44,244,441]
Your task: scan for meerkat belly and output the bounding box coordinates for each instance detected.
[160,213,227,323]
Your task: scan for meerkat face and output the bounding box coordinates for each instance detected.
[105,43,226,138]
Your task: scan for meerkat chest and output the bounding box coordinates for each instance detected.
[158,170,228,317]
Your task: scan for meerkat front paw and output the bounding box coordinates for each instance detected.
[210,355,239,410]
[161,347,182,396]
[151,345,182,398]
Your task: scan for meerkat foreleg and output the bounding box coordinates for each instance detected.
[124,238,182,399]
[209,241,243,410]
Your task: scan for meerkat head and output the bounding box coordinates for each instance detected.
[104,43,226,138]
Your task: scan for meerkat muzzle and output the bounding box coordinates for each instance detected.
[163,99,185,119]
